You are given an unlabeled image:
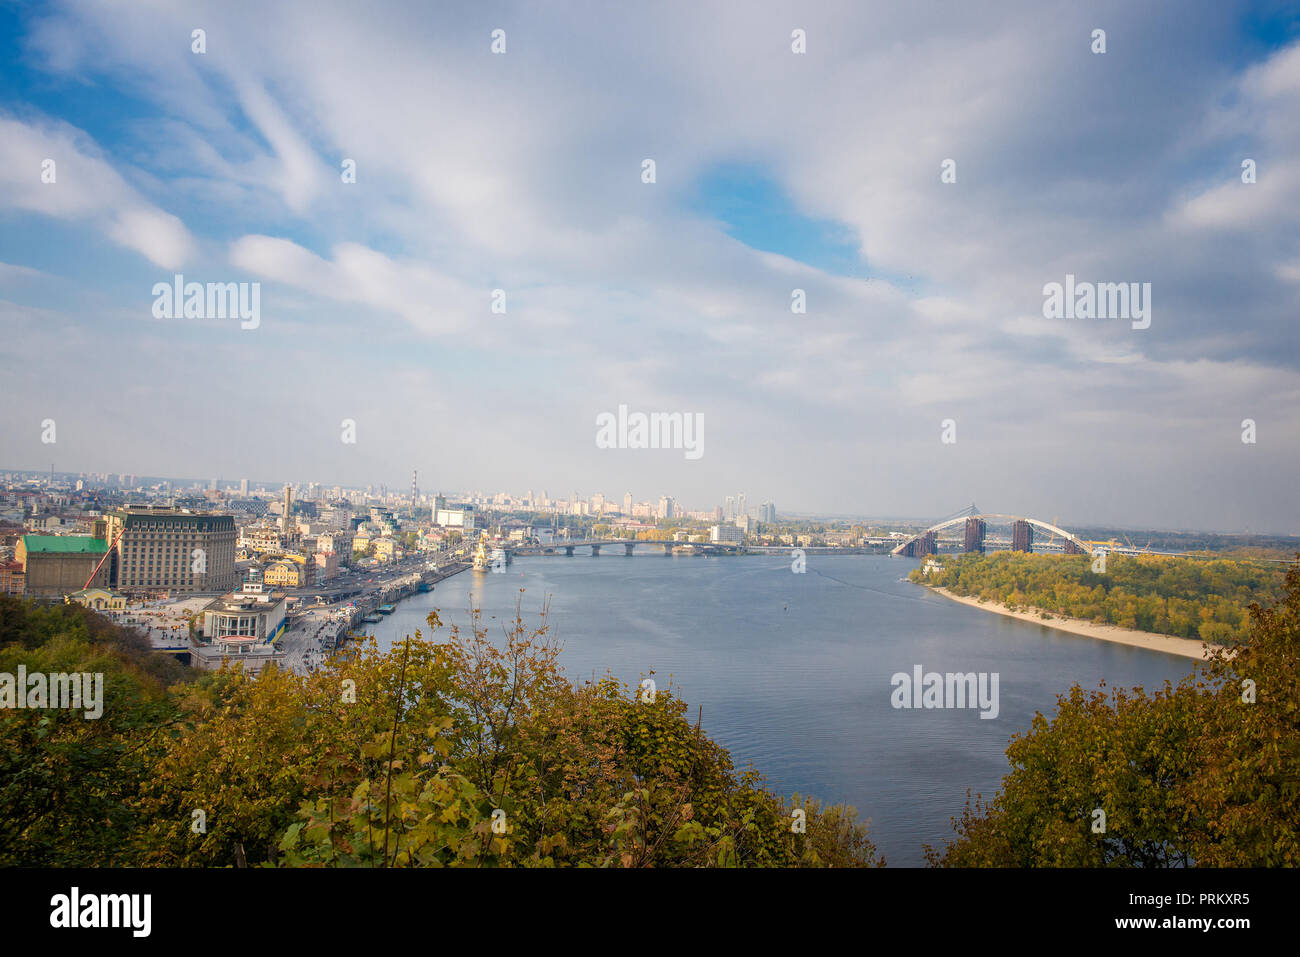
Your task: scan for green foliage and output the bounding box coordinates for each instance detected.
[912,551,1286,641]
[0,597,182,866]
[926,559,1300,867]
[0,594,880,867]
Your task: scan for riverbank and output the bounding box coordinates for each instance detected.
[925,585,1227,661]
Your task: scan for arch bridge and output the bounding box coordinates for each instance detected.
[891,514,1091,558]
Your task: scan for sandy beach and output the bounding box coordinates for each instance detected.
[926,586,1227,661]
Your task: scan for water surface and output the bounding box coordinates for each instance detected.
[364,554,1196,865]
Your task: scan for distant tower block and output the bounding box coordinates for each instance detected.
[964,517,986,554]
[281,484,293,531]
[1011,519,1033,553]
[411,469,418,505]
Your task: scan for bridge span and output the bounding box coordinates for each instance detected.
[512,539,743,557]
[891,514,1091,558]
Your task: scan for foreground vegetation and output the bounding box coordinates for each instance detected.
[926,559,1300,866]
[910,551,1288,642]
[3,559,1297,868]
[0,594,879,867]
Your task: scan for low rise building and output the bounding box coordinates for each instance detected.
[313,551,339,582]
[193,584,288,673]
[66,587,127,612]
[263,559,308,587]
[16,534,110,598]
[0,559,26,595]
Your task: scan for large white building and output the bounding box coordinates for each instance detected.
[435,505,477,531]
[710,524,744,543]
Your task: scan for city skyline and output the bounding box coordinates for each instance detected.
[2,2,1299,534]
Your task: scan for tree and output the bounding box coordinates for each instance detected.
[926,557,1300,867]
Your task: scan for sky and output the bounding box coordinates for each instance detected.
[0,0,1298,533]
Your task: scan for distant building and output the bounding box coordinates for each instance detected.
[16,534,110,598]
[66,587,127,612]
[313,551,339,582]
[710,524,744,544]
[106,507,236,594]
[760,501,776,524]
[279,485,293,532]
[195,587,288,673]
[0,559,24,596]
[263,559,307,587]
[435,506,476,531]
[317,531,354,565]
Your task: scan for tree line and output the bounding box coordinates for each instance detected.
[0,593,878,867]
[910,551,1288,643]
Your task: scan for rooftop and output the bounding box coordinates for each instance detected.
[22,535,107,554]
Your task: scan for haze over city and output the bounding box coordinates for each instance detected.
[2,1,1299,532]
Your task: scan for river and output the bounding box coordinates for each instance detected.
[360,553,1197,865]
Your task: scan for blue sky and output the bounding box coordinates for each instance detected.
[1,0,1299,532]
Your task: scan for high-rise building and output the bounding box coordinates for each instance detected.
[736,493,747,519]
[106,507,237,593]
[280,485,293,531]
[239,478,249,496]
[760,501,776,524]
[657,495,675,519]
[623,492,633,515]
[724,495,735,519]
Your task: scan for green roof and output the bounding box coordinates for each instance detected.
[22,535,108,555]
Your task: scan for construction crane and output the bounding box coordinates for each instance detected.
[82,527,125,590]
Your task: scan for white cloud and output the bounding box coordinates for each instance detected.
[3,0,1298,528]
[0,114,194,268]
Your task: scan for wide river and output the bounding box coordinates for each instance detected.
[362,553,1197,865]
